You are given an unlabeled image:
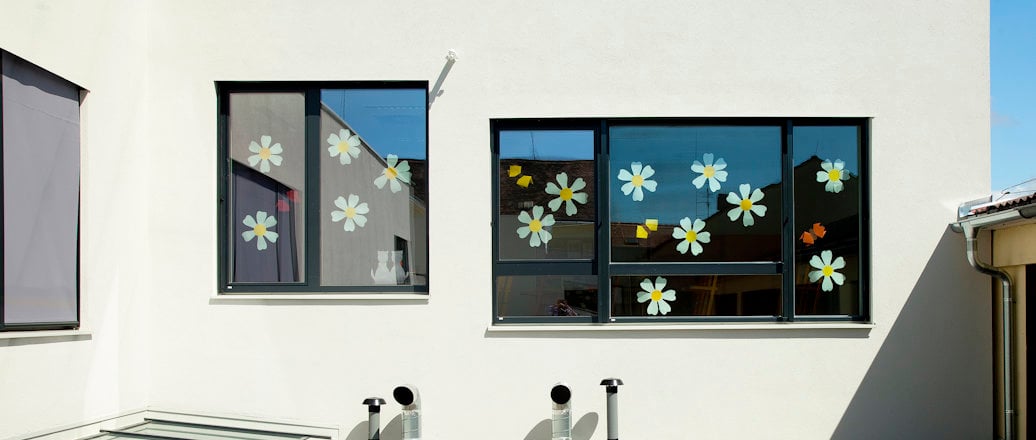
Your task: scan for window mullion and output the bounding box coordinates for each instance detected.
[597,120,611,323]
[304,88,321,288]
[781,119,796,321]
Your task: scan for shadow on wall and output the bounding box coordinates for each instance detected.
[831,227,993,438]
[523,412,599,440]
[344,414,402,440]
[343,413,599,440]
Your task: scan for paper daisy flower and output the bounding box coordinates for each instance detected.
[374,154,412,193]
[327,129,362,165]
[545,172,588,216]
[241,211,279,251]
[691,153,728,192]
[331,194,370,232]
[726,183,767,227]
[247,135,283,173]
[672,217,711,256]
[816,159,850,193]
[808,250,846,292]
[516,205,555,247]
[636,276,676,315]
[617,162,657,202]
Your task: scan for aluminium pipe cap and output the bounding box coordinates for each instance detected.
[363,397,387,407]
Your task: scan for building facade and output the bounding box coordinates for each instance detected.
[1,1,993,438]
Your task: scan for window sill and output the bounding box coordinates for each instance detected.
[210,293,429,303]
[486,322,875,333]
[0,328,92,340]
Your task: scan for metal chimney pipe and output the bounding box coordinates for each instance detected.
[550,383,573,440]
[600,378,623,440]
[362,397,386,440]
[393,385,421,440]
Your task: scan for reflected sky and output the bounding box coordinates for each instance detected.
[610,126,782,224]
[499,130,594,160]
[320,89,426,160]
[792,126,860,172]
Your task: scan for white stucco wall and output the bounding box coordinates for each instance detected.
[1,0,991,439]
[0,1,152,436]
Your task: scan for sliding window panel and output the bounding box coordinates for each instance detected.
[319,88,428,286]
[2,52,80,325]
[498,130,596,261]
[228,92,306,283]
[611,275,782,317]
[609,125,783,263]
[497,275,598,318]
[792,125,862,316]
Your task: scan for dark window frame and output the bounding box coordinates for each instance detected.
[217,81,430,294]
[0,49,82,332]
[491,117,870,324]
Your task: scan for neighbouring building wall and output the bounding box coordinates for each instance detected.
[993,223,1034,440]
[0,1,152,437]
[2,1,992,439]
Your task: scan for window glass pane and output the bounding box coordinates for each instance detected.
[609,126,782,263]
[498,130,595,260]
[228,92,305,283]
[2,51,80,324]
[611,275,781,317]
[793,125,861,315]
[319,89,428,286]
[497,275,598,317]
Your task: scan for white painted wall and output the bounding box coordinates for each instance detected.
[1,0,992,439]
[0,1,152,437]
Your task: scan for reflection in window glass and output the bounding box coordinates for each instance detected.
[611,275,781,317]
[498,130,595,260]
[497,275,598,317]
[609,126,782,263]
[228,92,306,283]
[793,126,861,315]
[319,89,428,286]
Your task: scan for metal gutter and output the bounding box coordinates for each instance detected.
[951,205,1036,440]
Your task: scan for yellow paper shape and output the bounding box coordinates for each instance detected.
[508,165,522,177]
[516,175,532,188]
[636,225,648,239]
[645,219,658,231]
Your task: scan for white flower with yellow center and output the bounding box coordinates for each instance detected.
[816,159,849,193]
[617,162,657,202]
[327,129,362,165]
[672,217,711,256]
[241,211,279,251]
[247,135,283,173]
[516,205,555,247]
[636,276,676,315]
[690,153,728,192]
[545,172,588,216]
[331,194,370,232]
[808,250,846,292]
[726,183,767,227]
[374,154,412,193]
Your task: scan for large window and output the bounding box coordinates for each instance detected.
[492,119,868,323]
[218,82,428,293]
[1,50,82,331]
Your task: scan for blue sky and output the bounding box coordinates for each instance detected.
[992,1,1036,190]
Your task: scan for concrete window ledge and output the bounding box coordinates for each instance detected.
[486,322,875,333]
[0,329,92,343]
[209,293,429,303]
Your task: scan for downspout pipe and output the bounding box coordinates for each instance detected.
[952,217,1017,440]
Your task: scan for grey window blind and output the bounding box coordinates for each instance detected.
[2,51,80,326]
